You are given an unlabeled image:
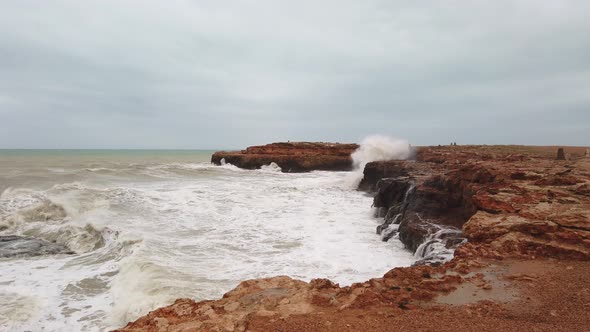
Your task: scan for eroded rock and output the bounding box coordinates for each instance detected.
[211,142,359,172]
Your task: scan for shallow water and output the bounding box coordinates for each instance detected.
[0,150,414,331]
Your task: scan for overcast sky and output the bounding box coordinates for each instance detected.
[0,1,589,149]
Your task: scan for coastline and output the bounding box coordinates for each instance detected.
[116,143,590,332]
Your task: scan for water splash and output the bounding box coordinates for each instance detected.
[413,227,465,265]
[352,135,411,171]
[347,135,411,188]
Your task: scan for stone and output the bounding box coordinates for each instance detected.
[0,235,74,258]
[358,161,411,192]
[557,148,566,160]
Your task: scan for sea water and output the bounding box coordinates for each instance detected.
[0,149,414,331]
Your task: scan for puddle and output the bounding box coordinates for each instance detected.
[435,263,520,305]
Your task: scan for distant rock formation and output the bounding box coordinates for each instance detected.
[211,142,359,172]
[557,147,566,160]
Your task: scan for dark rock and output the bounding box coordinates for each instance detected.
[557,148,566,160]
[358,161,411,192]
[0,235,74,258]
[364,162,489,255]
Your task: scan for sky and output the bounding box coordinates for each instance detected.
[0,0,589,149]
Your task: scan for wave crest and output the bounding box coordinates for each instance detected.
[345,135,411,188]
[20,200,68,222]
[351,135,411,171]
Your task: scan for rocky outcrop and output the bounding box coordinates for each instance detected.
[211,142,359,172]
[358,160,414,192]
[368,163,487,260]
[0,235,74,258]
[362,146,590,262]
[115,263,469,332]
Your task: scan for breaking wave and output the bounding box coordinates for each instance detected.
[352,135,411,170]
[259,162,282,173]
[0,186,113,253]
[347,135,411,187]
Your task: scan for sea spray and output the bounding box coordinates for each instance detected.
[347,135,411,187]
[259,162,282,172]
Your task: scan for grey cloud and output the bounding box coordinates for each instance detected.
[0,0,589,148]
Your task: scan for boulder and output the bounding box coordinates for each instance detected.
[0,235,74,258]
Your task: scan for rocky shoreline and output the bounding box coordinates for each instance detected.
[116,144,590,332]
[364,145,590,264]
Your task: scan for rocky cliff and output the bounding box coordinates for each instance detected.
[211,142,359,172]
[116,145,590,332]
[362,145,590,264]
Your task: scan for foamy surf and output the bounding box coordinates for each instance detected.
[0,149,416,331]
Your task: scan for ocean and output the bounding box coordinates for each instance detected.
[0,150,414,331]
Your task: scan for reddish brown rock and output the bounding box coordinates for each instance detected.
[534,174,583,186]
[211,142,359,172]
[362,145,590,261]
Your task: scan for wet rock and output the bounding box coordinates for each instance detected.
[358,161,412,192]
[0,235,74,258]
[211,142,359,172]
[368,165,484,254]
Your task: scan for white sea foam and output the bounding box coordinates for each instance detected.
[259,162,282,172]
[351,135,411,170]
[0,153,415,331]
[347,135,411,187]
